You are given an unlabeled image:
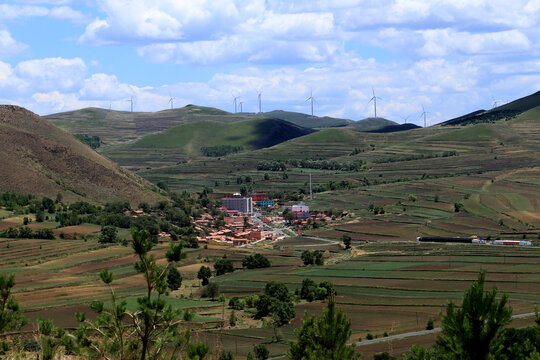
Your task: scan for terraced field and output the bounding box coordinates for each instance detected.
[211,241,540,358]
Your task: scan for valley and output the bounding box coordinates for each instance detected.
[2,92,540,359]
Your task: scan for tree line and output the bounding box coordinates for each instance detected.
[201,145,244,157]
[256,159,364,172]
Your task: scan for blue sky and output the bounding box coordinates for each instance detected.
[1,0,540,126]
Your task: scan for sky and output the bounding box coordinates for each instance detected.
[1,0,540,126]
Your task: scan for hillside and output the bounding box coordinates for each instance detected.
[45,105,241,149]
[0,105,162,204]
[346,117,399,131]
[249,110,353,128]
[440,91,540,126]
[103,118,314,169]
[365,123,421,133]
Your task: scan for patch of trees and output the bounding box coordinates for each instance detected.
[368,203,385,214]
[257,159,364,172]
[267,190,303,202]
[0,192,35,209]
[288,158,364,171]
[0,227,55,240]
[242,253,271,269]
[98,226,118,243]
[301,250,324,266]
[214,255,234,276]
[228,294,260,312]
[201,145,244,157]
[256,160,287,171]
[69,201,99,215]
[312,180,356,194]
[74,134,101,149]
[349,147,365,155]
[297,278,335,302]
[256,281,296,340]
[372,150,458,164]
[201,282,220,300]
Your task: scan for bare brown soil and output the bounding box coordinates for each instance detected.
[0,105,163,205]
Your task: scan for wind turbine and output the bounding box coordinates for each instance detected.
[127,97,133,112]
[401,115,410,124]
[239,101,244,113]
[231,94,240,113]
[368,87,382,118]
[256,89,262,113]
[491,96,503,109]
[168,92,176,110]
[420,105,431,128]
[305,89,314,117]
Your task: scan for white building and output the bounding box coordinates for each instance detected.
[292,202,309,213]
[222,197,253,213]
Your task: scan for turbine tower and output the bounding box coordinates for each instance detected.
[127,97,133,112]
[305,89,314,117]
[239,101,244,113]
[232,94,240,113]
[368,87,382,118]
[309,173,313,200]
[168,92,175,110]
[256,89,262,113]
[420,105,431,128]
[491,96,503,109]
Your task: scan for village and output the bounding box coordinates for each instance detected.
[167,192,336,248]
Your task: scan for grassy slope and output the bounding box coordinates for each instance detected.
[45,105,244,149]
[250,110,354,128]
[346,117,398,130]
[102,118,314,168]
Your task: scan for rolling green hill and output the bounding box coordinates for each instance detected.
[346,117,398,130]
[103,118,314,168]
[45,105,244,149]
[251,110,353,128]
[440,91,540,126]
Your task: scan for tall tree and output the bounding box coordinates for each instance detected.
[435,270,512,360]
[0,274,27,353]
[75,229,196,360]
[288,294,360,360]
[197,266,212,286]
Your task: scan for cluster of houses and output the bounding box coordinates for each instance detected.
[133,192,336,247]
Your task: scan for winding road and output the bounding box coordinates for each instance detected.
[354,312,537,346]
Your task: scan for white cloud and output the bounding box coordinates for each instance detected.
[419,29,531,56]
[79,73,134,100]
[80,0,251,45]
[138,37,340,65]
[0,61,26,95]
[15,57,87,92]
[0,30,28,59]
[78,0,540,66]
[0,4,84,21]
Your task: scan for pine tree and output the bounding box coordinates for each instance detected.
[435,270,512,360]
[288,294,360,360]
